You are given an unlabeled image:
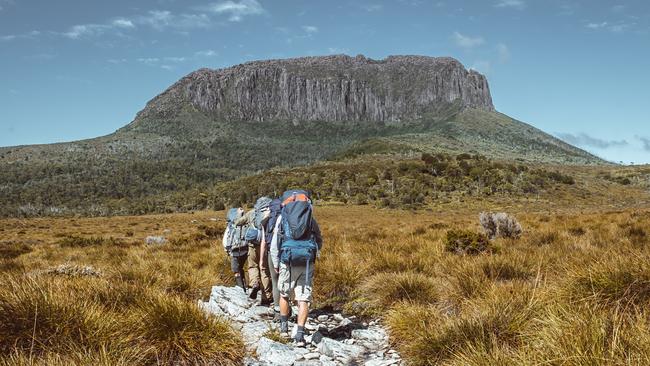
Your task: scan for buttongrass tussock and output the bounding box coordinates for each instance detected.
[3,206,650,364]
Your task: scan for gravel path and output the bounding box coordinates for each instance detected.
[199,286,403,366]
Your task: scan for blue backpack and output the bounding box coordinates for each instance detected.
[245,226,262,245]
[279,190,318,266]
[264,198,282,246]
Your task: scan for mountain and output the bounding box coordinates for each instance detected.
[0,54,604,216]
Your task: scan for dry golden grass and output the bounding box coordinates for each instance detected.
[2,201,650,364]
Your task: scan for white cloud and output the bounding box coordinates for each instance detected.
[586,21,633,33]
[107,58,127,64]
[327,47,350,54]
[206,0,264,22]
[452,31,485,49]
[112,18,135,28]
[0,30,40,42]
[495,0,525,10]
[195,49,218,57]
[557,132,628,149]
[139,10,173,29]
[137,57,160,65]
[62,24,109,39]
[302,25,318,33]
[496,43,510,62]
[138,10,213,30]
[361,4,383,12]
[164,56,186,62]
[587,21,608,29]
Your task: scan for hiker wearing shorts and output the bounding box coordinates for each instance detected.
[272,190,323,346]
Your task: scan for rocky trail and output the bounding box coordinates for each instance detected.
[199,286,403,366]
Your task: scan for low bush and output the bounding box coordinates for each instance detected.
[128,294,244,365]
[479,212,522,239]
[0,276,117,355]
[0,241,32,259]
[58,235,127,248]
[567,226,586,236]
[388,285,538,365]
[480,256,533,282]
[568,254,650,308]
[358,272,438,312]
[444,230,492,255]
[530,230,559,246]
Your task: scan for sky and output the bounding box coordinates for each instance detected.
[1,0,649,164]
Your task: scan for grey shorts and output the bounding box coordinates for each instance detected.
[279,262,314,302]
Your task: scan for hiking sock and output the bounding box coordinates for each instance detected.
[279,316,289,334]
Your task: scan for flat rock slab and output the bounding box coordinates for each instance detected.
[199,285,403,365]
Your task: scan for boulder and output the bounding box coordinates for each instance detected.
[145,236,167,245]
[317,337,365,363]
[255,337,299,366]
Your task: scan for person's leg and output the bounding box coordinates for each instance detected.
[293,264,313,344]
[296,301,309,326]
[238,255,248,287]
[259,250,273,304]
[278,262,292,334]
[231,254,247,293]
[268,253,280,311]
[247,245,260,298]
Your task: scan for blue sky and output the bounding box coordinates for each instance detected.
[1,0,649,163]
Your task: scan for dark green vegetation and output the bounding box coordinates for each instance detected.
[0,105,604,217]
[213,152,578,209]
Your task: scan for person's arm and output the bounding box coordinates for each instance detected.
[259,227,267,269]
[236,210,255,227]
[270,215,282,271]
[222,225,231,253]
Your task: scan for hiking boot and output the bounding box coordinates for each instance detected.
[248,286,259,300]
[259,298,272,306]
[293,332,306,347]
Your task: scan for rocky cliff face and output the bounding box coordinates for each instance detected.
[137,55,494,124]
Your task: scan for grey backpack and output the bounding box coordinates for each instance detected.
[226,208,246,251]
[253,197,273,229]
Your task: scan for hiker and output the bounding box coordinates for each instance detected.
[236,198,273,304]
[272,189,323,346]
[223,207,248,293]
[260,198,282,313]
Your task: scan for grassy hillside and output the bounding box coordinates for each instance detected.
[3,203,650,364]
[0,105,605,217]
